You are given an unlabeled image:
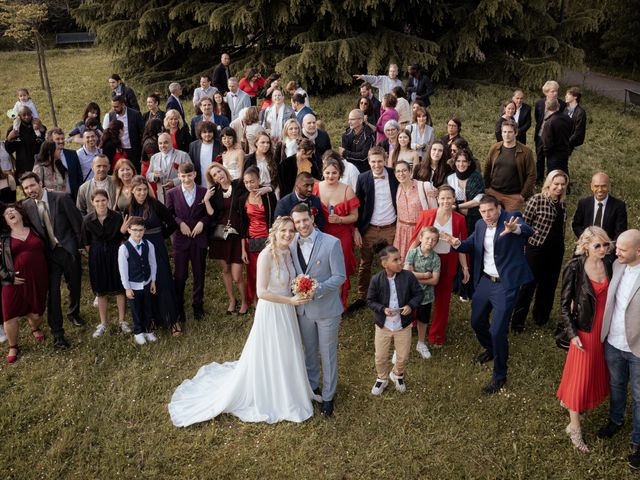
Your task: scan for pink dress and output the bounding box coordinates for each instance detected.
[394,181,423,262]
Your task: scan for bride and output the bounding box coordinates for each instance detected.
[168,216,320,426]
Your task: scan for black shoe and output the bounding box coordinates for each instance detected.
[68,315,85,327]
[511,325,525,334]
[346,299,366,313]
[320,399,334,417]
[630,449,640,470]
[312,387,323,404]
[193,304,205,320]
[474,350,494,365]
[482,378,506,394]
[53,336,70,349]
[597,420,623,439]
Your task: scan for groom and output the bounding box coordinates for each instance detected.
[290,203,346,417]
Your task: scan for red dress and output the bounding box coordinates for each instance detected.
[2,230,48,319]
[245,201,269,303]
[313,184,360,309]
[556,278,610,411]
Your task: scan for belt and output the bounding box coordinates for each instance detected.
[397,219,416,226]
[483,272,501,283]
[369,222,396,230]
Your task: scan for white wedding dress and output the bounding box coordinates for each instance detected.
[168,251,319,426]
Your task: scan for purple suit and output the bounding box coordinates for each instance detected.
[165,185,210,311]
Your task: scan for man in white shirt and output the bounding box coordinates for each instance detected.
[598,229,640,469]
[225,77,251,121]
[192,75,217,110]
[353,64,403,99]
[76,129,102,182]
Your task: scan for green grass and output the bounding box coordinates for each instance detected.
[1,48,640,479]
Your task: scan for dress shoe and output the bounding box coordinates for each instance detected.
[193,304,205,320]
[6,345,19,364]
[597,420,623,439]
[482,378,506,394]
[346,299,366,314]
[320,399,334,417]
[53,336,70,349]
[474,350,494,365]
[68,315,85,327]
[630,449,640,469]
[511,324,524,334]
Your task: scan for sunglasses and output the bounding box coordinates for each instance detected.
[593,242,611,250]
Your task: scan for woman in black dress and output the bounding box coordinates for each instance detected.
[124,175,181,335]
[204,163,248,315]
[81,189,127,338]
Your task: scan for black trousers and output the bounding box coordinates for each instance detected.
[511,241,564,330]
[47,246,82,337]
[128,284,152,335]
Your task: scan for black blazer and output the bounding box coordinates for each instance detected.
[569,105,587,151]
[273,192,325,231]
[61,148,84,200]
[355,167,398,235]
[113,84,140,112]
[279,154,321,197]
[572,194,627,240]
[109,107,145,163]
[23,191,83,256]
[166,95,185,121]
[212,63,230,94]
[236,190,277,238]
[534,97,567,140]
[164,125,191,153]
[367,269,424,329]
[541,111,572,159]
[302,129,332,171]
[515,103,532,144]
[188,139,222,186]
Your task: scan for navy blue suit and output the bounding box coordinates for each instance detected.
[190,114,230,138]
[273,192,325,232]
[355,167,399,235]
[166,95,185,121]
[295,106,315,125]
[456,210,533,381]
[62,148,84,200]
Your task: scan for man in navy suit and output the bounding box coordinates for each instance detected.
[511,89,532,144]
[48,127,83,200]
[190,96,229,138]
[165,163,209,321]
[442,195,533,393]
[273,172,325,231]
[105,95,145,172]
[166,82,186,121]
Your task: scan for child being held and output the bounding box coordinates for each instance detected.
[13,88,39,119]
[367,241,423,395]
[404,226,441,359]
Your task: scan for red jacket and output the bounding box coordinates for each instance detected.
[407,208,468,263]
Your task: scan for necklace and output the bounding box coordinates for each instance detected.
[222,184,233,198]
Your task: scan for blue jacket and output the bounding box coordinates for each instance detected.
[273,192,325,232]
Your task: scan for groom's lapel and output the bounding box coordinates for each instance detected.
[290,233,303,273]
[305,232,323,274]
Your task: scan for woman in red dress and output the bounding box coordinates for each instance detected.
[556,226,612,452]
[408,185,469,345]
[0,204,48,363]
[313,152,359,309]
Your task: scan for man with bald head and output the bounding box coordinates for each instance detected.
[599,230,640,469]
[572,172,627,241]
[340,109,375,173]
[301,113,331,171]
[146,132,192,204]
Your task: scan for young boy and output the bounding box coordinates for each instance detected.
[367,242,423,395]
[118,216,157,345]
[404,226,441,359]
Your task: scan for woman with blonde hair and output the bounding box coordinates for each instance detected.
[512,169,568,332]
[556,226,612,452]
[163,109,190,152]
[274,118,301,164]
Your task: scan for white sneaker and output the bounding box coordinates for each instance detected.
[391,350,397,365]
[92,324,108,338]
[133,333,146,345]
[144,332,158,342]
[371,378,389,395]
[416,342,432,359]
[93,296,99,307]
[119,322,132,334]
[0,324,7,343]
[389,371,407,393]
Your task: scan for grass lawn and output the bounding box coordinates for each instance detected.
[1,48,639,479]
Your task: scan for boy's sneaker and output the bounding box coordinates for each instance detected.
[93,296,99,307]
[0,324,7,343]
[133,333,146,345]
[416,342,432,359]
[391,350,397,365]
[371,379,388,395]
[389,371,407,393]
[144,332,158,342]
[92,324,108,338]
[120,322,132,334]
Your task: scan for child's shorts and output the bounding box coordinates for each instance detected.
[416,303,432,324]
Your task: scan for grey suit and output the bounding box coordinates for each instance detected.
[601,260,640,355]
[290,230,346,401]
[224,90,251,121]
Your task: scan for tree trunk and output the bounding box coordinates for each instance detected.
[36,48,45,90]
[35,33,57,127]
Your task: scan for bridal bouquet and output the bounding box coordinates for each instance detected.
[291,274,318,300]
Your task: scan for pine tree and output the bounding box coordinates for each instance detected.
[73,0,606,94]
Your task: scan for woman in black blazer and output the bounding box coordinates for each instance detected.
[278,138,321,197]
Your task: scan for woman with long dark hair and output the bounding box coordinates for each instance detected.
[238,68,265,106]
[33,140,67,193]
[243,132,280,194]
[100,120,127,170]
[413,141,451,188]
[141,119,164,180]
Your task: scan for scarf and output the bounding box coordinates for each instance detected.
[267,104,284,139]
[303,128,318,142]
[285,138,297,157]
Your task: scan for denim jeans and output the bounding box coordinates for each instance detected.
[605,341,640,445]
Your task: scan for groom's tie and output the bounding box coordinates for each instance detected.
[296,242,307,272]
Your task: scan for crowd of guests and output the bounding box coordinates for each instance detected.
[1,53,639,466]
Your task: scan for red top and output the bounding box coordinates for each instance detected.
[246,202,268,238]
[170,131,178,150]
[238,77,265,98]
[407,208,468,250]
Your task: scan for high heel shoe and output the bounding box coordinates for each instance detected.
[565,424,589,453]
[31,328,45,343]
[7,345,19,364]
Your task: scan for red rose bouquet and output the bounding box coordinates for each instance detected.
[291,274,318,300]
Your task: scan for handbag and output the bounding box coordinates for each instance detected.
[209,186,239,240]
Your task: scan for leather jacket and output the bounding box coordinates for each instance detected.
[0,234,16,286]
[559,255,612,339]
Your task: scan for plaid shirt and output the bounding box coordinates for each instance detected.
[523,193,566,246]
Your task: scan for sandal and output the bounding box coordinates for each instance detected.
[565,424,589,453]
[7,344,19,364]
[170,322,183,337]
[31,328,45,343]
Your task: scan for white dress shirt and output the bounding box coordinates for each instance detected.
[608,264,640,352]
[513,107,521,125]
[483,225,499,277]
[370,170,396,227]
[103,110,131,148]
[59,150,72,193]
[298,228,318,264]
[340,160,360,192]
[118,238,157,290]
[384,274,402,331]
[199,142,214,186]
[182,184,196,207]
[433,216,452,254]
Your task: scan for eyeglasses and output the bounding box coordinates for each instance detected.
[593,242,611,250]
[129,228,145,233]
